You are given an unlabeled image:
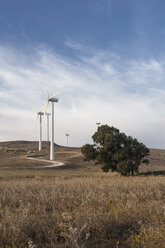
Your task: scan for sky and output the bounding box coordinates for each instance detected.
[1,0,165,148]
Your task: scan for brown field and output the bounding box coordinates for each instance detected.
[0,141,165,173]
[0,141,165,247]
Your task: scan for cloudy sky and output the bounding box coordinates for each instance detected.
[1,0,165,148]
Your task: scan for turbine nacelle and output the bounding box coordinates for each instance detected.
[49,97,58,103]
[37,112,44,115]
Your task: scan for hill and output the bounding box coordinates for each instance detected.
[0,141,165,174]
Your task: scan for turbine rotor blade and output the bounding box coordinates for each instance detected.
[42,81,49,99]
[44,100,49,115]
[30,103,45,114]
[49,89,65,100]
[34,114,39,133]
[42,105,48,123]
[38,105,45,113]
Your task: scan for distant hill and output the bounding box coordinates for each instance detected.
[0,141,165,173]
[0,141,55,149]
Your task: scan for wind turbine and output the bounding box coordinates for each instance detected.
[43,83,64,160]
[93,113,101,131]
[96,122,101,129]
[38,112,44,150]
[31,105,44,151]
[65,133,70,147]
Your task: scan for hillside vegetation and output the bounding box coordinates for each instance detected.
[0,175,164,248]
[0,141,165,173]
[0,141,165,247]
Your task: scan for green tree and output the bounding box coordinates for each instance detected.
[81,125,150,176]
[81,144,96,161]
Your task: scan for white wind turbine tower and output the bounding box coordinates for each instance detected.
[43,83,64,160]
[32,106,44,151]
[65,133,70,147]
[38,112,44,150]
[45,113,51,142]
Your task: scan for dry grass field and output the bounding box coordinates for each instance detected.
[0,141,165,247]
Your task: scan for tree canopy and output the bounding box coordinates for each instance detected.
[81,125,150,176]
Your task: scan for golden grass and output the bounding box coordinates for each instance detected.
[0,173,165,248]
[0,142,165,247]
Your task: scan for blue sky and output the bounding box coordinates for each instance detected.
[1,0,165,58]
[1,0,165,147]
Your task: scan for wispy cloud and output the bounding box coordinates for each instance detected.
[0,43,165,147]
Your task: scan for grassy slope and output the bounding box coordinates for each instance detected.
[0,141,165,247]
[0,141,165,173]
